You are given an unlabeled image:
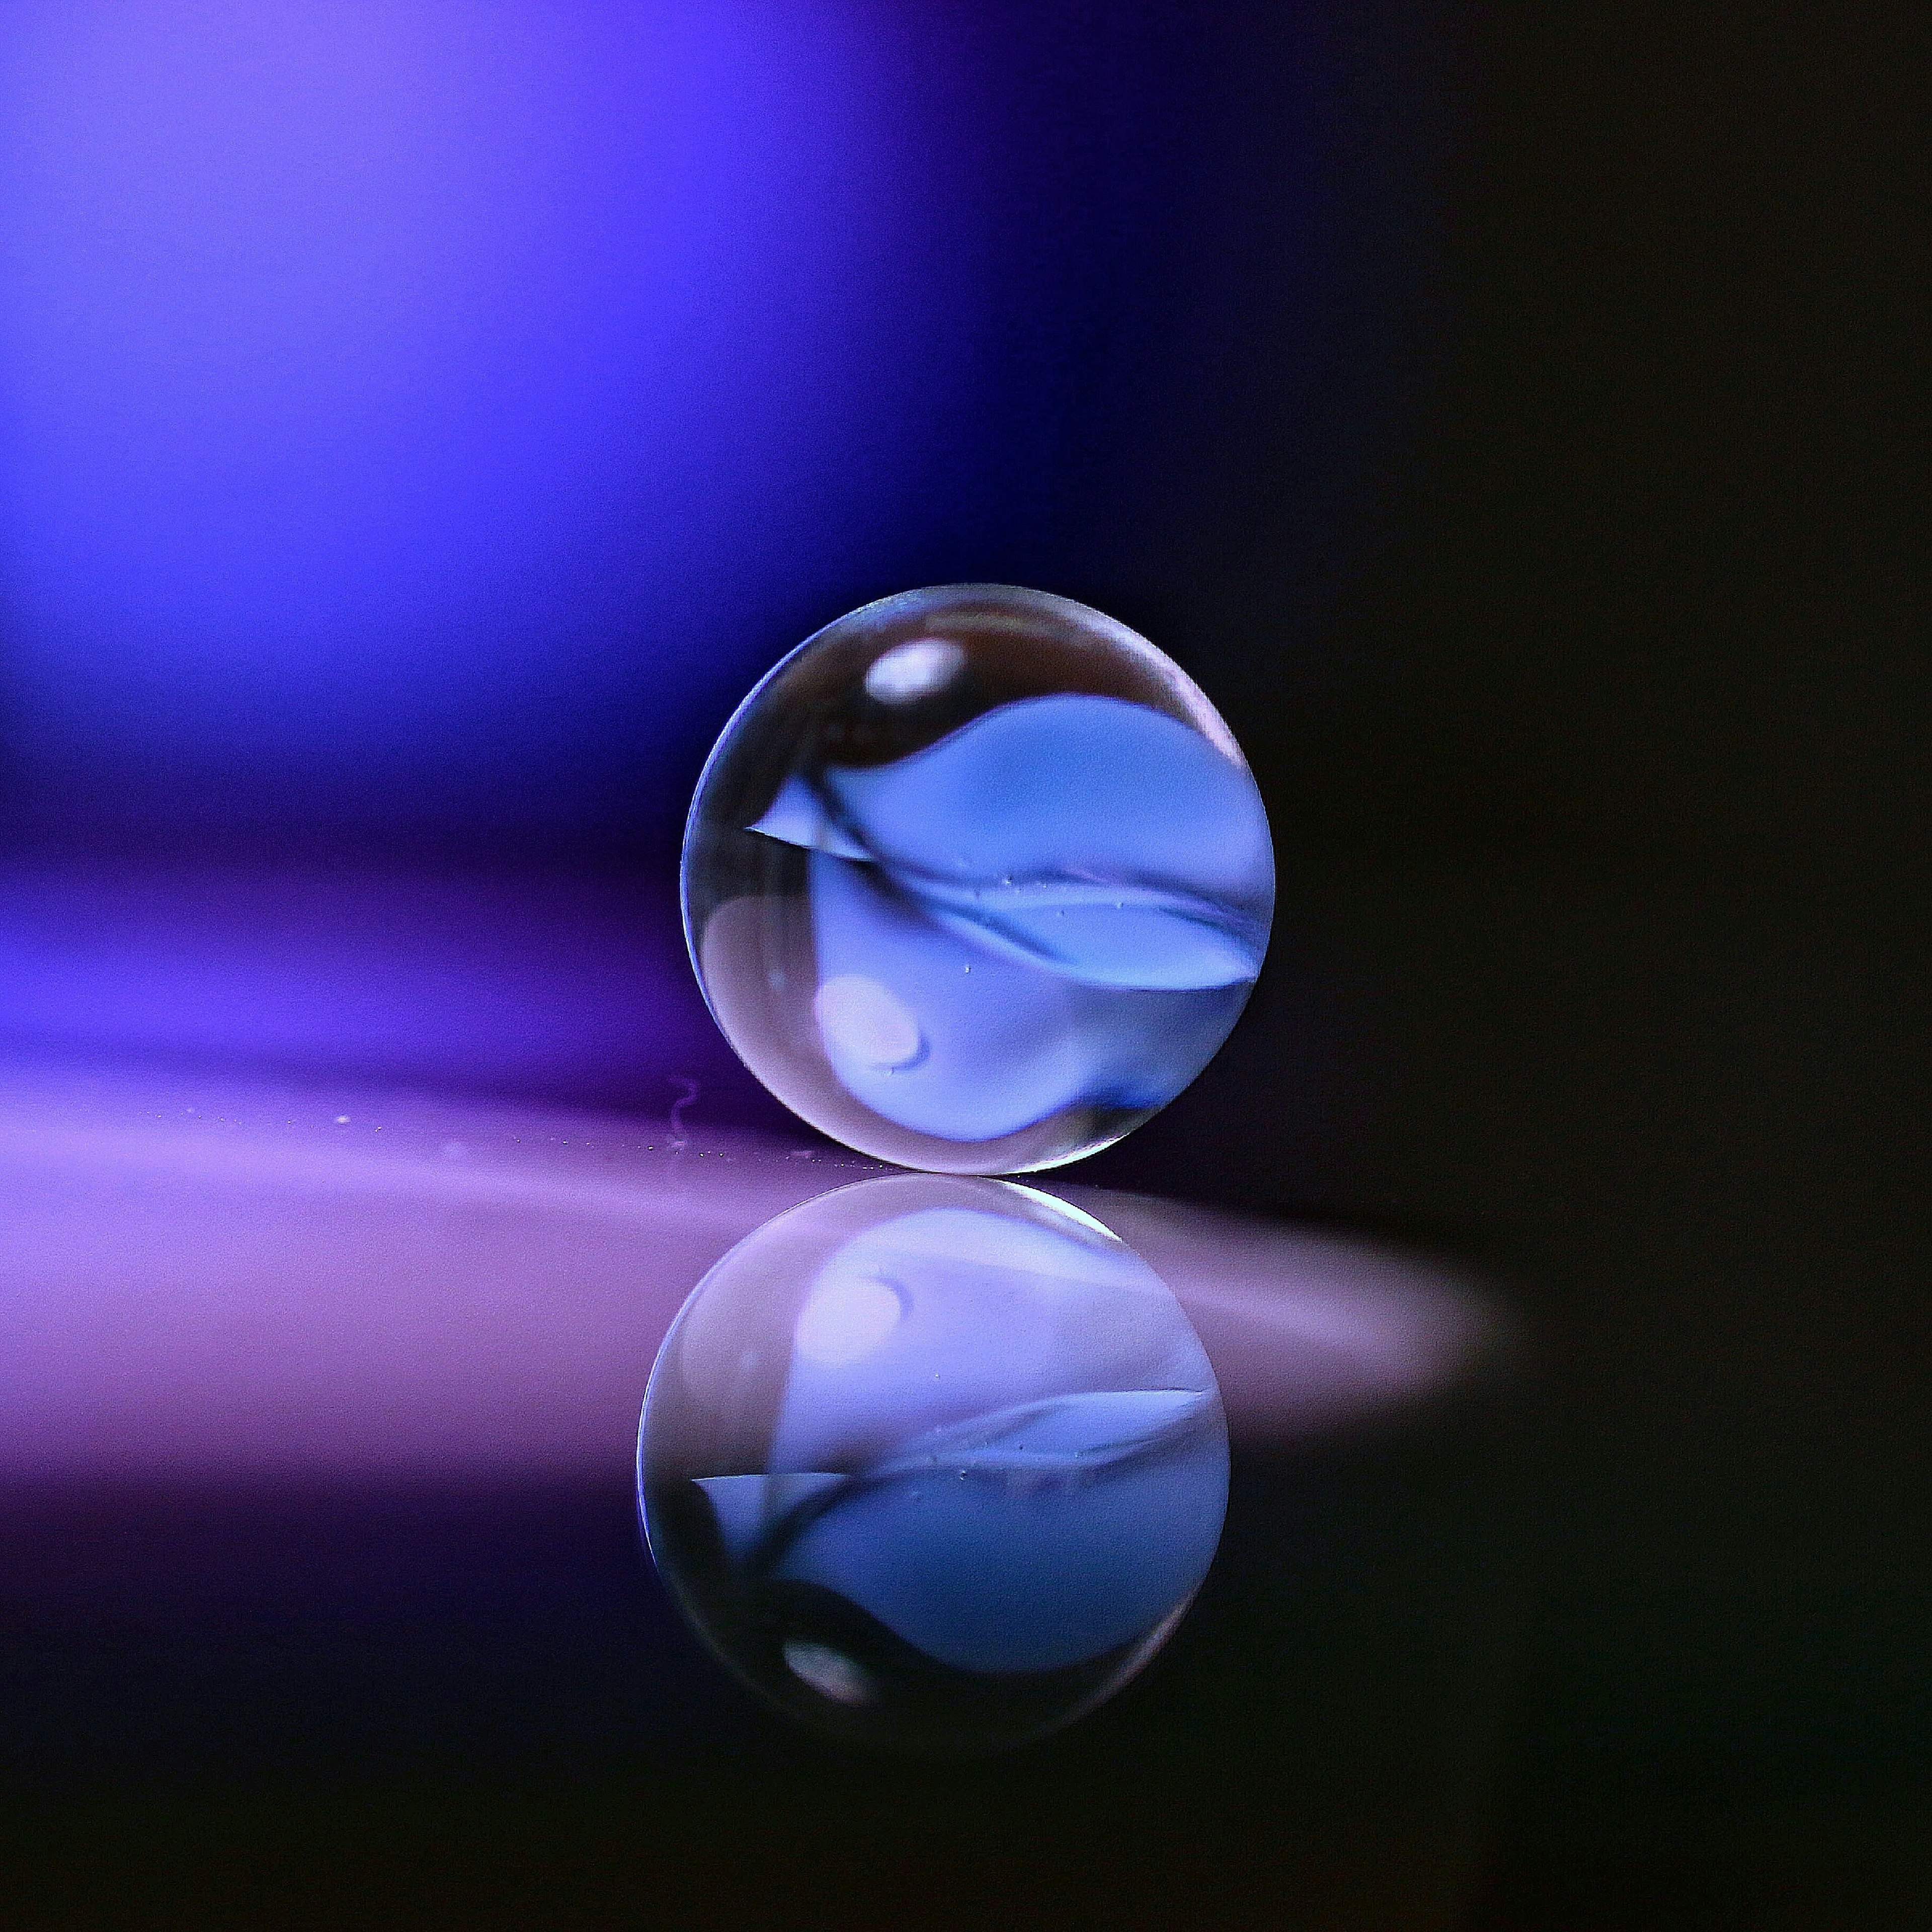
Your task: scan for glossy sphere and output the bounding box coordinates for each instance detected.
[638,1177,1229,1755]
[682,585,1273,1172]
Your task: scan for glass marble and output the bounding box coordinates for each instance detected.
[637,1176,1229,1755]
[682,584,1274,1173]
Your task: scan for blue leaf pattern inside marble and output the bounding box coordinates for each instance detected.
[750,694,1272,1140]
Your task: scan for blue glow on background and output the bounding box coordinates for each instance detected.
[0,3,1436,855]
[0,2,986,841]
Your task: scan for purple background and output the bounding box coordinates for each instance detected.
[0,0,1438,1190]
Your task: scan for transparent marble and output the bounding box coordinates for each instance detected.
[682,585,1274,1172]
[637,1176,1229,1755]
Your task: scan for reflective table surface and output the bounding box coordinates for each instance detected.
[2,1052,1535,1929]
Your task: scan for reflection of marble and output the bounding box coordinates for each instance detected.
[0,1053,1532,1929]
[640,1179,1229,1751]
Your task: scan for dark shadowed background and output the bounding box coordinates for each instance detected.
[2,2,1924,1924]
